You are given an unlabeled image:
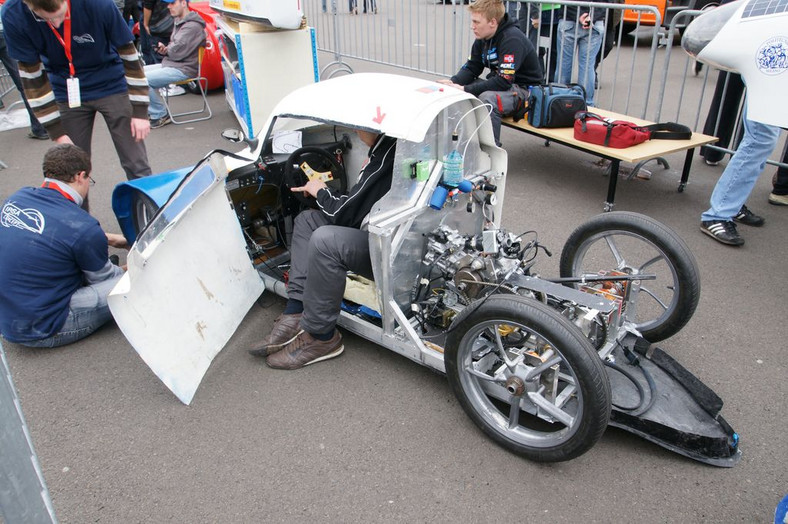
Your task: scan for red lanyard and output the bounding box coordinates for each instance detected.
[46,0,75,77]
[41,181,76,203]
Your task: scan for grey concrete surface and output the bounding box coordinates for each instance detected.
[1,55,786,523]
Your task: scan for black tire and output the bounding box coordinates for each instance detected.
[559,211,700,342]
[131,190,159,238]
[445,295,611,463]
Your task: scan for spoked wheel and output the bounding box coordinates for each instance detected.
[559,211,700,342]
[445,296,611,462]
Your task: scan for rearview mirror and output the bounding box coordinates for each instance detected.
[221,128,244,143]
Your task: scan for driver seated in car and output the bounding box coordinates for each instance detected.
[249,130,397,369]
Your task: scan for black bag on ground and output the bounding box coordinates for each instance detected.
[528,83,587,128]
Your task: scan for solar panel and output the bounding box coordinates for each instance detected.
[742,0,788,18]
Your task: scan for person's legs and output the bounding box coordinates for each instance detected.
[20,274,122,348]
[299,225,373,335]
[477,88,527,146]
[249,209,331,357]
[701,72,745,165]
[94,93,152,179]
[702,112,780,223]
[557,20,577,85]
[58,102,98,155]
[769,140,788,202]
[144,64,189,120]
[576,21,604,106]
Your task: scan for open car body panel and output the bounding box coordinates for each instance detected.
[108,155,265,405]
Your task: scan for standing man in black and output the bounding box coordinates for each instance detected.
[439,0,542,146]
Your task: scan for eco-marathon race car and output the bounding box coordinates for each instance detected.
[110,73,739,466]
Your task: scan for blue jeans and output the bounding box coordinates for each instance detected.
[702,107,781,222]
[144,64,189,119]
[557,20,604,106]
[21,271,123,349]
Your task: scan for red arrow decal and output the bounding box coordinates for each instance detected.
[372,106,386,124]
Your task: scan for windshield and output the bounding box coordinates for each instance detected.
[134,162,217,255]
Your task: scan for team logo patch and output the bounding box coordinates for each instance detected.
[755,36,788,76]
[503,54,514,63]
[72,33,95,44]
[1,202,45,234]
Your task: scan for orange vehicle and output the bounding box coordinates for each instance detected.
[622,0,718,32]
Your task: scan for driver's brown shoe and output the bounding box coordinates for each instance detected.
[248,313,303,357]
[266,330,343,370]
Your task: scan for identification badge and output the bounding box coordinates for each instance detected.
[66,77,81,108]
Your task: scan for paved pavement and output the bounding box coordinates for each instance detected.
[1,55,787,522]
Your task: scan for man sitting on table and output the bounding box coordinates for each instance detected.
[439,0,542,147]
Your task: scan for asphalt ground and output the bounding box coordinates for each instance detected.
[1,51,787,522]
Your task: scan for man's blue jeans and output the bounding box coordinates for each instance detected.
[702,107,781,222]
[22,271,124,349]
[557,20,604,107]
[144,64,189,120]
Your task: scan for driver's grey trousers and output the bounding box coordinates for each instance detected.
[287,209,374,335]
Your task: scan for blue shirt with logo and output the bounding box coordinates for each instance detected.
[1,0,134,102]
[0,187,108,342]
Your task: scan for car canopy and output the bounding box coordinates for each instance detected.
[264,73,483,143]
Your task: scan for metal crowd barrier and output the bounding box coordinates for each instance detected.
[302,0,785,171]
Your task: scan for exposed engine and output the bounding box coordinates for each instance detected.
[414,225,617,349]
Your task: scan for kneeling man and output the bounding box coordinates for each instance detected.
[0,145,126,348]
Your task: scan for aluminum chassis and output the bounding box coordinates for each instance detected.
[256,167,741,467]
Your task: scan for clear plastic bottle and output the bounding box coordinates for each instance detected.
[442,135,464,187]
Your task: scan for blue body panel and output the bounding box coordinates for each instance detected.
[112,166,194,243]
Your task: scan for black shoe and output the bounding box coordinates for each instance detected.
[150,115,171,129]
[700,220,744,246]
[733,205,764,227]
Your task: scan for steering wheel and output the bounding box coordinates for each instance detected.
[284,146,347,207]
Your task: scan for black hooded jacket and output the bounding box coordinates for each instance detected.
[450,13,542,94]
[315,134,397,229]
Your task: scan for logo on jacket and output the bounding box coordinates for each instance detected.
[503,54,514,63]
[1,202,45,234]
[755,36,788,76]
[72,33,95,44]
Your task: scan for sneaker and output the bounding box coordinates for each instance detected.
[733,205,764,227]
[166,85,186,97]
[266,330,343,370]
[27,131,49,140]
[700,220,744,246]
[704,158,721,166]
[248,313,303,357]
[149,115,171,129]
[768,193,788,206]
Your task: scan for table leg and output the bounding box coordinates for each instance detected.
[678,148,694,193]
[605,159,619,211]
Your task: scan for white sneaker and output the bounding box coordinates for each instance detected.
[166,85,186,97]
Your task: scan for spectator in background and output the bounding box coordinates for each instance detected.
[511,1,561,83]
[143,0,173,64]
[556,0,605,106]
[700,71,745,166]
[0,1,48,139]
[768,141,788,206]
[145,0,205,128]
[700,103,781,246]
[1,0,152,185]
